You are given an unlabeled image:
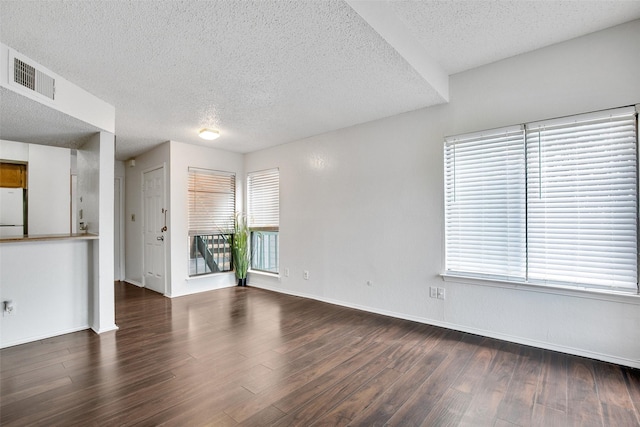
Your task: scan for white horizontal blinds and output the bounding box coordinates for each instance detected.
[526,107,638,290]
[188,168,236,235]
[445,126,526,280]
[247,168,279,229]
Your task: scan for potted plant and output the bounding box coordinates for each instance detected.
[233,212,250,286]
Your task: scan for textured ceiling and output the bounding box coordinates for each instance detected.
[389,0,640,74]
[0,88,100,149]
[1,0,639,160]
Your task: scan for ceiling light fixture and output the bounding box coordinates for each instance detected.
[199,128,220,140]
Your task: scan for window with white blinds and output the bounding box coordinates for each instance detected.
[444,106,638,292]
[247,168,280,273]
[247,168,280,230]
[526,107,637,290]
[188,168,236,235]
[445,126,526,280]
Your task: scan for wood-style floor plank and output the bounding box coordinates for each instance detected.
[495,345,543,426]
[623,368,640,425]
[311,367,402,426]
[457,341,520,425]
[385,333,483,426]
[566,356,605,426]
[531,403,567,427]
[270,352,392,426]
[223,342,368,423]
[1,282,639,426]
[535,350,568,412]
[347,332,453,426]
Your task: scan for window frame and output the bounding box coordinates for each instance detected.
[187,167,236,277]
[444,106,639,294]
[247,168,280,274]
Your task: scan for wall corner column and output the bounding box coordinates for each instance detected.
[92,131,118,333]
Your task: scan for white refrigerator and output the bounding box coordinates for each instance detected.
[0,188,25,238]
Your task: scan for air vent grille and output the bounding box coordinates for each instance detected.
[13,58,55,100]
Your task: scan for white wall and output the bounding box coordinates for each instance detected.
[0,40,116,344]
[28,144,71,235]
[0,140,71,235]
[0,135,115,346]
[0,239,91,347]
[124,140,244,296]
[167,140,243,297]
[0,139,28,161]
[77,138,101,234]
[115,160,125,179]
[245,20,640,368]
[114,160,125,281]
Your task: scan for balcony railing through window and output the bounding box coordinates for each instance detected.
[189,234,233,276]
[251,231,278,274]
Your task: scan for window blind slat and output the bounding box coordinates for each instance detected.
[247,168,279,229]
[188,168,236,234]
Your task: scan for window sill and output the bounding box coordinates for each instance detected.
[186,271,234,281]
[441,273,640,305]
[249,269,280,279]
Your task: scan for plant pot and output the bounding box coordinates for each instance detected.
[237,277,247,287]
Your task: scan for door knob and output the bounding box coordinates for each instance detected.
[157,236,164,241]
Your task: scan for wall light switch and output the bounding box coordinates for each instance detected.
[437,288,445,300]
[284,268,290,277]
[430,287,437,298]
[131,214,135,222]
[303,270,309,280]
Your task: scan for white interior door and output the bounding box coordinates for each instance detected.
[143,167,166,294]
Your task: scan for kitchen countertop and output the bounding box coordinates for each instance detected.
[0,233,99,243]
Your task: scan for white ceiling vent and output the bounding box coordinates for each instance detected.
[12,57,55,100]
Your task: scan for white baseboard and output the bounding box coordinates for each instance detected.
[123,278,143,287]
[168,282,235,298]
[0,325,90,349]
[92,324,119,334]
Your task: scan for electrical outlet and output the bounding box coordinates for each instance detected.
[284,268,290,277]
[303,270,309,280]
[430,286,437,298]
[437,288,445,300]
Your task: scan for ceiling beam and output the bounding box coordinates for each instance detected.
[346,0,449,103]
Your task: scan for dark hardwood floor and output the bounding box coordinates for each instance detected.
[1,282,639,426]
